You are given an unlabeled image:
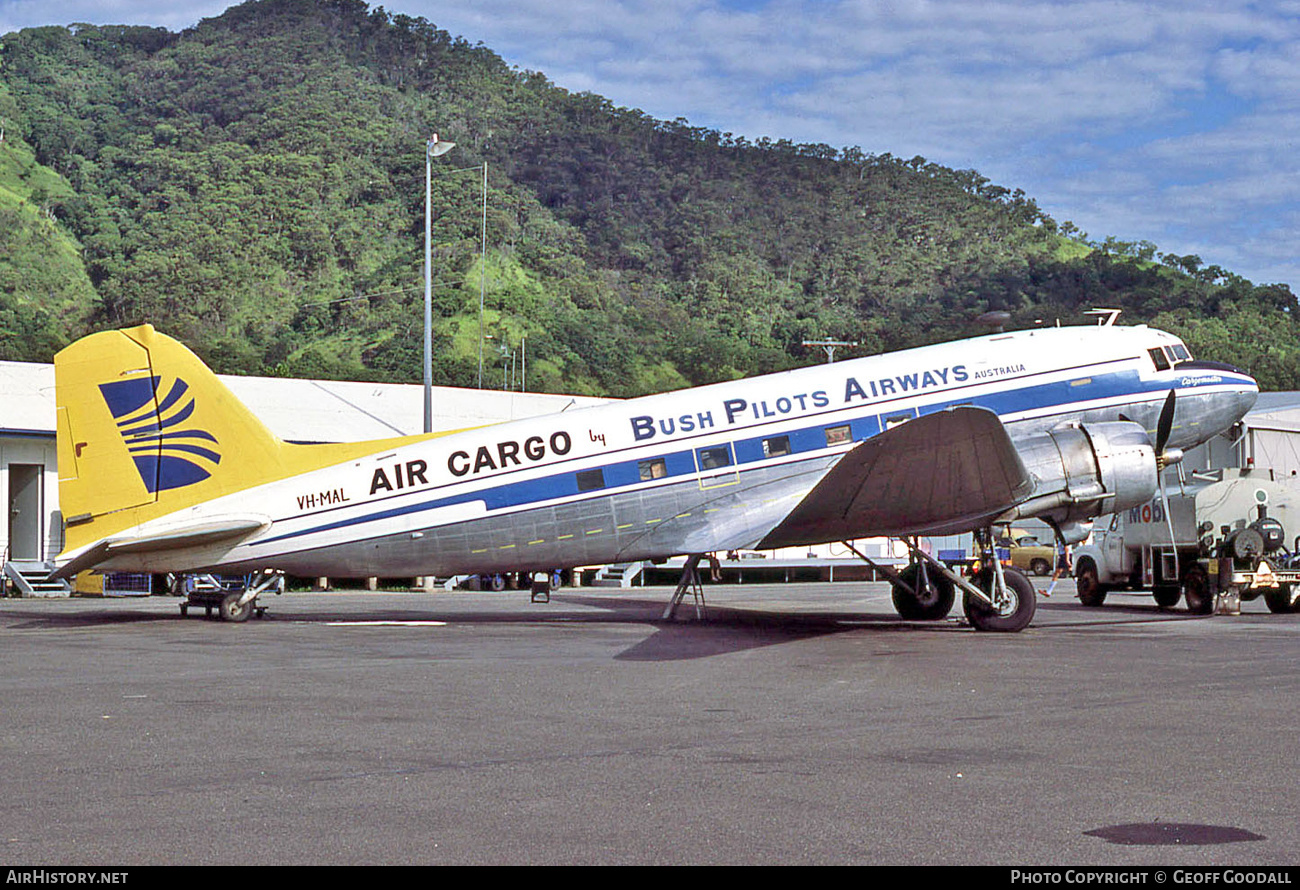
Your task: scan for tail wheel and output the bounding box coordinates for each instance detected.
[1152,586,1182,608]
[891,563,955,620]
[964,567,1036,632]
[219,592,254,623]
[1075,560,1108,607]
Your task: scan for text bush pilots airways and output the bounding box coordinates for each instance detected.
[51,319,1256,631]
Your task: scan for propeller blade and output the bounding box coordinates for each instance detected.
[1155,389,1176,455]
[1154,389,1180,583]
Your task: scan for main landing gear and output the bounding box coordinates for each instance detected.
[852,530,1037,632]
[661,534,1038,631]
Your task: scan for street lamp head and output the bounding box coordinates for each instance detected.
[427,133,456,158]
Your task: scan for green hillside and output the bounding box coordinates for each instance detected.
[1,0,1297,392]
[0,80,97,360]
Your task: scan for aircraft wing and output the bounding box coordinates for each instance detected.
[760,406,1035,545]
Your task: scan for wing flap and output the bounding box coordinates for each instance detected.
[760,406,1033,545]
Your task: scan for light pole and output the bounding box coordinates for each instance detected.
[424,133,456,434]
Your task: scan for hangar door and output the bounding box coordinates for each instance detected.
[7,464,44,561]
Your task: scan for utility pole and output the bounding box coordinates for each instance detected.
[802,338,859,363]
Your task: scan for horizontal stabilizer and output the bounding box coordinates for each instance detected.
[52,515,270,579]
[760,406,1033,545]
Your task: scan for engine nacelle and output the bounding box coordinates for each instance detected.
[1003,421,1157,526]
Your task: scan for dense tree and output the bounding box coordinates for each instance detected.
[0,0,1296,392]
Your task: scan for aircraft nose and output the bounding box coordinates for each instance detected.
[1236,372,1260,416]
[1218,366,1258,429]
[1213,362,1259,420]
[1165,360,1257,450]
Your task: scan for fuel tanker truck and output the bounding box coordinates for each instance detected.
[1071,468,1300,614]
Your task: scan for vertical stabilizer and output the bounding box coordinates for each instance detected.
[56,325,286,554]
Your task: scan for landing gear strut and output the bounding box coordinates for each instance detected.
[961,528,1036,632]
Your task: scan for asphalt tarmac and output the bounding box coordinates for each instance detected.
[1,580,1296,866]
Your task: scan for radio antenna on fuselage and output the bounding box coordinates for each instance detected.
[1085,308,1122,326]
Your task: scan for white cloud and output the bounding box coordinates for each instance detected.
[3,0,1299,285]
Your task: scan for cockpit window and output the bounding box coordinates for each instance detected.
[1148,347,1171,371]
[1170,343,1191,362]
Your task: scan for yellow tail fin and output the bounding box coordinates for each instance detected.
[56,325,418,558]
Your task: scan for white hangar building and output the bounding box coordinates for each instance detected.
[5,358,1300,592]
[0,360,607,590]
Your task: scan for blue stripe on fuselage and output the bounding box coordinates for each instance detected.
[250,360,1222,550]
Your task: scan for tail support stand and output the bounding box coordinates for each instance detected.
[530,571,551,603]
[176,570,283,622]
[663,554,707,620]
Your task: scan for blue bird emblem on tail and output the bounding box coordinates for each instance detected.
[99,376,221,493]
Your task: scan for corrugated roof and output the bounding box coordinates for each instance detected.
[0,361,609,441]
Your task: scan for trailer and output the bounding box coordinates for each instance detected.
[1072,468,1300,614]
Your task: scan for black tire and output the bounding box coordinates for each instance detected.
[1265,584,1298,614]
[1152,585,1182,608]
[219,591,254,623]
[1183,566,1213,614]
[891,563,955,620]
[964,567,1036,632]
[1029,558,1052,577]
[1075,559,1108,607]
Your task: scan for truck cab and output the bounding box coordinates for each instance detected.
[1072,468,1300,613]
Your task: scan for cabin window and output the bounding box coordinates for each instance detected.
[697,446,732,470]
[576,469,605,492]
[762,435,792,458]
[637,458,667,481]
[1148,347,1171,371]
[824,424,852,446]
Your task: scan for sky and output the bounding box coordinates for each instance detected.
[3,0,1299,289]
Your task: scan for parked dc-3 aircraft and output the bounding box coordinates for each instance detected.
[51,315,1257,631]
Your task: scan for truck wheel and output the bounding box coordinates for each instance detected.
[891,564,955,620]
[1152,586,1181,608]
[1264,584,1298,613]
[1075,560,1107,607]
[1183,566,1213,614]
[1030,558,1051,576]
[964,567,1036,632]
